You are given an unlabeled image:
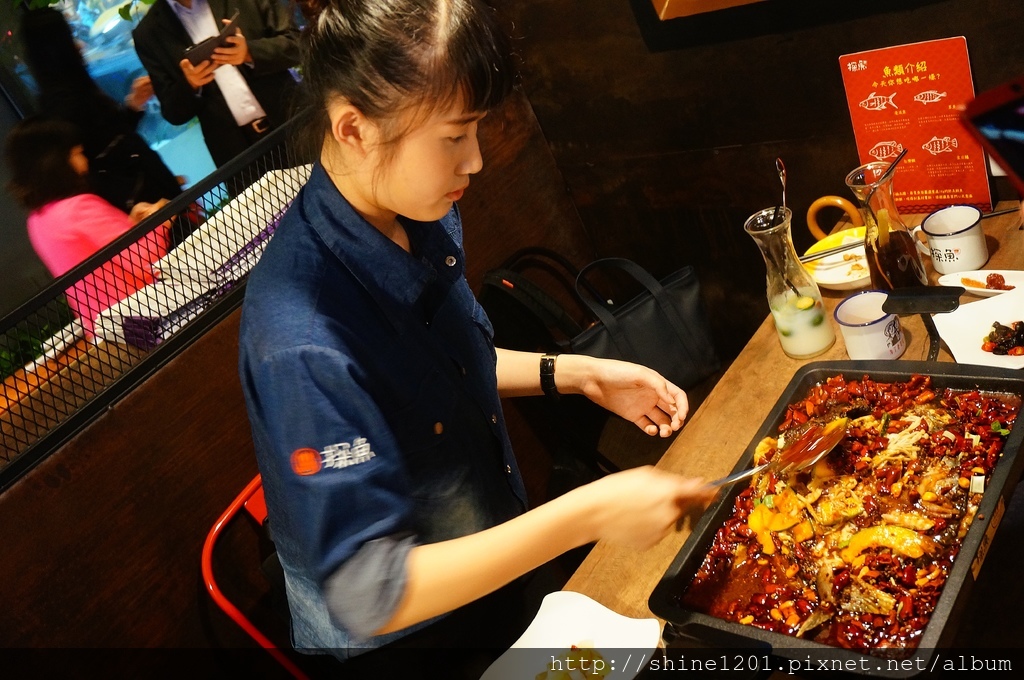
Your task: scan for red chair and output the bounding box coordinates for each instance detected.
[201,474,310,680]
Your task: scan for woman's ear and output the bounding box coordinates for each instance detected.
[327,99,373,157]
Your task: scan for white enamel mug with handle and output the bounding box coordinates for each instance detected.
[910,205,989,275]
[834,290,906,360]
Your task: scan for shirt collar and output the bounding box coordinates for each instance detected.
[302,163,464,310]
[168,0,208,17]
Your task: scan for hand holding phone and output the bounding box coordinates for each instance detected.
[183,10,241,66]
[210,18,250,67]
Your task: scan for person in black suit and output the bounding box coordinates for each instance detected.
[131,0,300,169]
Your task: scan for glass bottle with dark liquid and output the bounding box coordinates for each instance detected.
[845,162,928,290]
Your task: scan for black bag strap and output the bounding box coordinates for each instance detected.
[499,246,580,273]
[574,258,704,364]
[497,246,607,304]
[481,268,584,341]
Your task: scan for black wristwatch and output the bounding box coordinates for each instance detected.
[540,354,559,399]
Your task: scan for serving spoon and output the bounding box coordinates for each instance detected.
[709,417,849,488]
[776,157,787,211]
[768,157,802,297]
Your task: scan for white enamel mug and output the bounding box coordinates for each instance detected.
[834,290,906,360]
[911,205,989,274]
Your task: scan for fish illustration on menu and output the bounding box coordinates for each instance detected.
[859,92,898,111]
[869,141,904,160]
[922,136,958,155]
[914,90,947,105]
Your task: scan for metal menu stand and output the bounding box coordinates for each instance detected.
[0,123,312,492]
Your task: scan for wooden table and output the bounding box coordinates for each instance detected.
[564,202,1023,624]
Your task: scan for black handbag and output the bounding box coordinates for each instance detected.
[569,258,720,390]
[480,249,720,390]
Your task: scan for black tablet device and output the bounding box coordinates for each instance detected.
[962,73,1024,196]
[183,10,241,66]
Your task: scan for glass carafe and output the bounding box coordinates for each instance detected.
[845,162,928,290]
[744,206,835,359]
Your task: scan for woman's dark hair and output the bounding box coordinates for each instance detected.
[4,116,90,211]
[20,8,96,98]
[294,0,518,162]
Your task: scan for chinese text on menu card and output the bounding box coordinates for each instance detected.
[840,37,992,214]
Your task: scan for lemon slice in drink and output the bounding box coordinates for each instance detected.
[795,296,815,310]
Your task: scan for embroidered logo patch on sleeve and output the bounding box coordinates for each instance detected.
[290,448,323,476]
[290,438,376,476]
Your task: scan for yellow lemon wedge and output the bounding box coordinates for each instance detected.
[795,296,815,310]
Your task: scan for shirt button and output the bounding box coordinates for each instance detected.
[491,414,498,424]
[445,255,457,267]
[433,422,444,435]
[505,465,512,474]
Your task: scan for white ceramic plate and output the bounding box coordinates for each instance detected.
[802,227,871,291]
[480,591,661,680]
[937,270,1024,297]
[932,287,1024,370]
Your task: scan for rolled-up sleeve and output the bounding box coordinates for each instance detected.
[243,342,415,635]
[323,533,416,639]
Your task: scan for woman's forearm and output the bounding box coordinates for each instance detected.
[374,483,596,634]
[494,349,599,398]
[374,464,714,636]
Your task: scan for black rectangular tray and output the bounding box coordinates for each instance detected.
[649,360,1024,677]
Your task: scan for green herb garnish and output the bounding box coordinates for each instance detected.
[992,421,1011,437]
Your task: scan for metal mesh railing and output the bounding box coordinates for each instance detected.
[0,124,311,490]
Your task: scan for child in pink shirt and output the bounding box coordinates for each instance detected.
[5,117,170,336]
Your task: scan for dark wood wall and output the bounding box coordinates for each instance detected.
[507,0,1024,362]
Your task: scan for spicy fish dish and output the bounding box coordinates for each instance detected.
[681,374,1020,651]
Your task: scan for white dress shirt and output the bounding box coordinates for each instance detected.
[168,0,267,126]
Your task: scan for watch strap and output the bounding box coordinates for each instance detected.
[540,354,559,399]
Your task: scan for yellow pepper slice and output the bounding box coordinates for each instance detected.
[839,525,930,563]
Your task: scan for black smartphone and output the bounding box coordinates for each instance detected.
[183,10,241,67]
[962,73,1024,196]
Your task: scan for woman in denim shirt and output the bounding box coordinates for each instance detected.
[238,0,715,670]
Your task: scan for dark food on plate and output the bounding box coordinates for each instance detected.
[681,374,1019,651]
[981,321,1024,355]
[985,273,1015,291]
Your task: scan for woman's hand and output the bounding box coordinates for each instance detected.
[493,350,687,436]
[569,465,716,550]
[557,354,688,437]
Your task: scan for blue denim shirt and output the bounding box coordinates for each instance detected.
[238,163,528,656]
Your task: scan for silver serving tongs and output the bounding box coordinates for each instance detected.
[710,417,849,488]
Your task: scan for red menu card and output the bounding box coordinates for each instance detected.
[840,37,992,214]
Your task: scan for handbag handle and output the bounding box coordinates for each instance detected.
[500,246,607,304]
[574,258,703,368]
